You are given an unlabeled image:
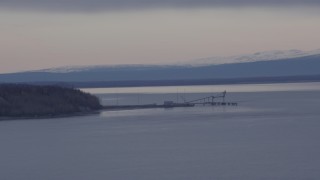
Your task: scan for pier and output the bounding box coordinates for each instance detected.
[103,91,238,110]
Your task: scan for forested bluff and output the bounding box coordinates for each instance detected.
[0,84,102,118]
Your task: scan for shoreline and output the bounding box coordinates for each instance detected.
[2,81,319,121]
[3,75,320,89]
[0,110,101,121]
[44,76,320,89]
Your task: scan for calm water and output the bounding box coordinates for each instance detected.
[1,82,320,180]
[83,82,320,94]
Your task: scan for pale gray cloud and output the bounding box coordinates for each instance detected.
[0,0,320,11]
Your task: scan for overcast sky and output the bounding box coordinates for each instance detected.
[1,0,320,11]
[0,1,320,73]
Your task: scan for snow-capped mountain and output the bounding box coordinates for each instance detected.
[37,66,94,73]
[1,52,320,84]
[34,64,172,73]
[189,49,320,65]
[32,49,320,73]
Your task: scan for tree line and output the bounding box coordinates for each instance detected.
[0,84,102,118]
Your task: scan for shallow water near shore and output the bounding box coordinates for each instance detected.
[1,82,320,180]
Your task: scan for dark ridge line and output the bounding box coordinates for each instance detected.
[3,74,320,88]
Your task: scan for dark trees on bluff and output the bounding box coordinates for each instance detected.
[0,84,102,117]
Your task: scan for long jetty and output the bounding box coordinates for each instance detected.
[103,91,238,111]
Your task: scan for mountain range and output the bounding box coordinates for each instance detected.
[1,50,320,87]
[188,49,320,65]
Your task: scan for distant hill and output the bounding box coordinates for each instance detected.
[0,54,319,86]
[187,49,320,65]
[0,84,102,118]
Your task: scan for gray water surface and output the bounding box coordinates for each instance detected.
[1,83,320,180]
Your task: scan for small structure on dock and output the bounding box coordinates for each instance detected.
[164,101,174,106]
[163,101,195,108]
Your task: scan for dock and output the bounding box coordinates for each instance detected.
[103,91,238,111]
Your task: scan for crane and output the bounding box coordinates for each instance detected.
[185,91,227,105]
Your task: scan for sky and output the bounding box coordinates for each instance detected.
[0,0,320,73]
